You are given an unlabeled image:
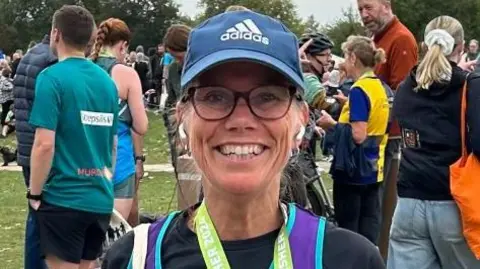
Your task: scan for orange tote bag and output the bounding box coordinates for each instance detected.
[450,81,480,260]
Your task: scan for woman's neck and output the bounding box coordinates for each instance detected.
[100,46,117,58]
[448,53,461,64]
[191,182,283,241]
[352,67,373,81]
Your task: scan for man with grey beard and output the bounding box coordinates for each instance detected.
[357,0,418,260]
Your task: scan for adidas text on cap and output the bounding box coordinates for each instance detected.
[181,10,306,92]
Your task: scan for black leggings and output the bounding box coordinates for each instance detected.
[1,100,13,125]
[333,180,381,244]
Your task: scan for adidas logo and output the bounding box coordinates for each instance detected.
[220,19,270,45]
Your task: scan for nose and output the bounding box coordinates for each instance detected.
[224,98,259,132]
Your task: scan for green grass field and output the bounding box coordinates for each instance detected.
[0,171,177,269]
[0,111,170,165]
[141,112,171,164]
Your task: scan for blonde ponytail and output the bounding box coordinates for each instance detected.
[415,44,452,90]
[416,16,464,90]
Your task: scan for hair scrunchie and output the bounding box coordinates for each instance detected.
[424,29,455,55]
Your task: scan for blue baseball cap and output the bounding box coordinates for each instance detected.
[181,10,305,92]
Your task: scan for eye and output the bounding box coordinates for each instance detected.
[196,88,231,105]
[257,92,279,102]
[204,92,227,103]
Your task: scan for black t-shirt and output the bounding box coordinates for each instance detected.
[102,211,385,269]
[134,61,150,91]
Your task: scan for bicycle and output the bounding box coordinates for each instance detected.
[297,150,335,221]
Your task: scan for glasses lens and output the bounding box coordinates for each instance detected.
[192,86,294,120]
[250,86,292,119]
[193,87,235,120]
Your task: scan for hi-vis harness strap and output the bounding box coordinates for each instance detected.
[128,224,151,269]
[127,213,177,269]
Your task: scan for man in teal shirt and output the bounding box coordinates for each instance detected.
[27,5,118,269]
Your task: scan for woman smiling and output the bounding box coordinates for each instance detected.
[102,10,384,269]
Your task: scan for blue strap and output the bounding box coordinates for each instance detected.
[127,255,133,269]
[315,217,327,269]
[286,203,297,234]
[154,212,179,269]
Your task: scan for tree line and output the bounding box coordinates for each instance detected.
[320,0,480,56]
[0,0,307,54]
[1,0,480,55]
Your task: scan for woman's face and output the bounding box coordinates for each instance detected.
[469,41,478,53]
[129,51,136,62]
[343,51,357,77]
[181,62,308,195]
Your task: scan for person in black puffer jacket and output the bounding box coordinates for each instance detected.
[388,16,480,268]
[13,34,56,269]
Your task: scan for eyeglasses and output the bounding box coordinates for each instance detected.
[316,52,332,57]
[183,85,299,121]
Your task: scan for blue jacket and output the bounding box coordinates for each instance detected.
[329,124,374,184]
[13,35,57,167]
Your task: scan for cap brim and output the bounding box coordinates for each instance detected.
[181,49,305,91]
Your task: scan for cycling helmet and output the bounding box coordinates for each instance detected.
[299,32,334,55]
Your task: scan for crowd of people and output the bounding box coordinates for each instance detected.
[2,0,480,268]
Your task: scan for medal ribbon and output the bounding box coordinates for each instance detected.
[194,202,293,269]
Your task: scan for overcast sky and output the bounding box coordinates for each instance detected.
[178,0,357,25]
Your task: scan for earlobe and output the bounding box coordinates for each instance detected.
[179,123,187,140]
[301,101,309,125]
[178,122,190,155]
[51,29,59,42]
[296,125,305,141]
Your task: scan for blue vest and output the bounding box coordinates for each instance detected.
[95,57,135,184]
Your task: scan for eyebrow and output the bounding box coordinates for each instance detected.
[263,71,290,85]
[197,67,290,85]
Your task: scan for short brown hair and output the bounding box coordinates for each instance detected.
[2,68,11,78]
[342,35,386,68]
[52,5,95,51]
[163,24,191,52]
[90,18,131,60]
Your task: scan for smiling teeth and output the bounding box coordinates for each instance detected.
[220,145,264,155]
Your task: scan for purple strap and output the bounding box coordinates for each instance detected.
[145,217,168,269]
[290,206,320,269]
